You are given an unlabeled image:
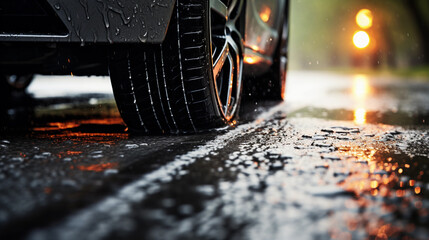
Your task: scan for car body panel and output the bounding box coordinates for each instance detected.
[0,0,176,44]
[0,0,288,77]
[244,0,287,74]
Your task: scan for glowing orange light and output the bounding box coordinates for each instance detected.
[33,118,124,131]
[370,180,378,189]
[356,9,373,29]
[76,162,119,172]
[354,108,367,125]
[66,151,83,155]
[398,168,403,174]
[244,56,256,64]
[415,187,421,194]
[353,31,370,49]
[259,6,271,23]
[249,45,260,52]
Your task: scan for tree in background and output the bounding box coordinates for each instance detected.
[401,0,429,65]
[289,0,428,70]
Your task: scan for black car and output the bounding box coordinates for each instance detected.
[0,0,289,133]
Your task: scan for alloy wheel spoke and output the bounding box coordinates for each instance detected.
[224,54,234,114]
[226,35,240,60]
[210,0,228,18]
[213,42,229,80]
[229,0,243,22]
[228,0,237,17]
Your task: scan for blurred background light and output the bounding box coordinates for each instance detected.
[356,9,373,29]
[289,0,428,71]
[353,31,370,49]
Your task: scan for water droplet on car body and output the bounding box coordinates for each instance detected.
[117,0,124,8]
[79,0,90,20]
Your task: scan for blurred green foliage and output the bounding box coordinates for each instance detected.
[288,0,428,71]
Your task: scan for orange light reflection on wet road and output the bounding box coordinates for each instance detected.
[354,108,367,125]
[353,75,371,99]
[352,75,371,125]
[338,143,425,201]
[33,118,125,132]
[74,162,119,172]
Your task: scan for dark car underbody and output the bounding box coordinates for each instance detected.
[0,0,176,76]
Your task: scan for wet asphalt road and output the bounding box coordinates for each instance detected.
[1,71,429,240]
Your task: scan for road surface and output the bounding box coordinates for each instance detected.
[1,71,428,240]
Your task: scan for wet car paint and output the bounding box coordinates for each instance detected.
[1,71,429,239]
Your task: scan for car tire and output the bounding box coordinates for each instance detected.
[109,0,244,133]
[268,11,289,100]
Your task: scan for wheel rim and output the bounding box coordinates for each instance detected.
[210,0,244,121]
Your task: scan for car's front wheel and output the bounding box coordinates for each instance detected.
[109,0,244,133]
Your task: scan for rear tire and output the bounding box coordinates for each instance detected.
[109,0,244,133]
[266,14,289,100]
[245,5,289,100]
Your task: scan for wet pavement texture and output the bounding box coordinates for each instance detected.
[1,71,429,240]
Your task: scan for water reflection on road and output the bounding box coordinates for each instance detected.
[352,74,371,124]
